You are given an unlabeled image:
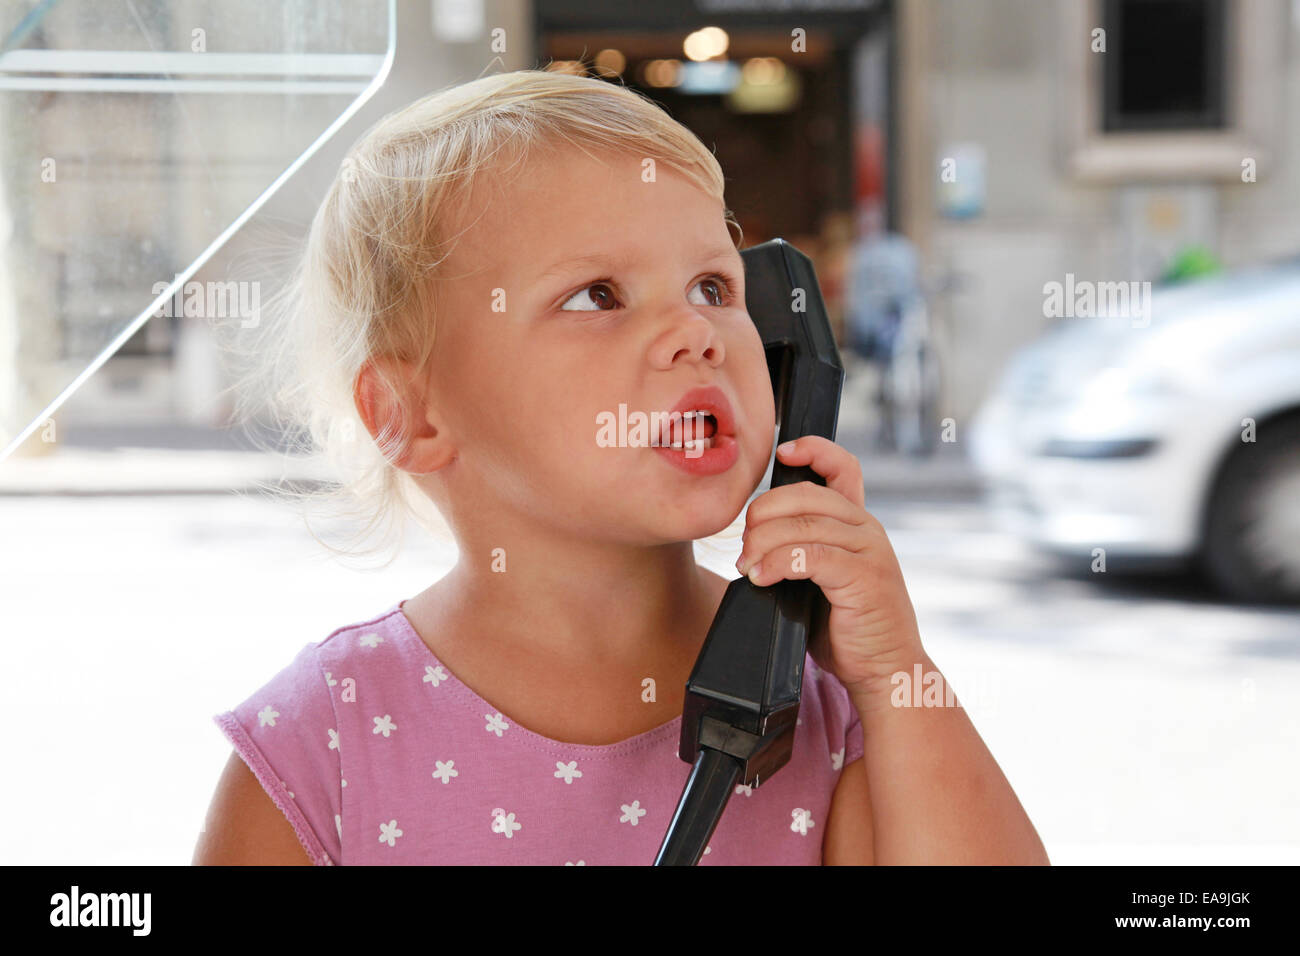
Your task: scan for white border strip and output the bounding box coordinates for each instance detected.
[0,77,370,93]
[0,50,387,76]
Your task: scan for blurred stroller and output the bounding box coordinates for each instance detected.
[845,231,943,456]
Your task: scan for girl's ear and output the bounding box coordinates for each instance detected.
[353,357,456,475]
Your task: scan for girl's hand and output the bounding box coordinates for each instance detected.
[735,436,924,698]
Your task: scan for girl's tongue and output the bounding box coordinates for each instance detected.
[674,414,716,443]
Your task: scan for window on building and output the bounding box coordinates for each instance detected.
[1101,0,1227,131]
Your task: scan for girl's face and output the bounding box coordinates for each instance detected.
[426,146,776,545]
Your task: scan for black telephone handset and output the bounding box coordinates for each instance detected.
[654,238,845,865]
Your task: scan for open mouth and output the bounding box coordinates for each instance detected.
[655,385,737,453]
[650,386,740,473]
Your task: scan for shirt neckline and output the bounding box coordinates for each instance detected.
[386,600,684,755]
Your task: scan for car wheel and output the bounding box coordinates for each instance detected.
[1200,414,1300,604]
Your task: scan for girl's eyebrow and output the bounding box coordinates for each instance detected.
[536,246,740,281]
[536,251,634,280]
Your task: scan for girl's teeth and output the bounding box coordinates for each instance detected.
[660,410,719,449]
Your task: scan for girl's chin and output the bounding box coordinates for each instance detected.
[649,506,745,542]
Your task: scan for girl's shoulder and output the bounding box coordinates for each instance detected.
[208,601,428,866]
[312,602,420,667]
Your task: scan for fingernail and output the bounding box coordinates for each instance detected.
[777,441,795,454]
[747,563,762,584]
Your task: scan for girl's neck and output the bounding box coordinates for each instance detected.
[405,553,730,668]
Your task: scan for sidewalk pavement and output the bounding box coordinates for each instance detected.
[0,418,984,497]
[0,421,328,495]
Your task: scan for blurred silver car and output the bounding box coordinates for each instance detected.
[969,261,1300,604]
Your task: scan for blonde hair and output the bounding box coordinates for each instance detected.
[224,68,745,569]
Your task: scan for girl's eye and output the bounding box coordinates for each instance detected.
[557,275,736,312]
[559,281,618,312]
[689,275,735,308]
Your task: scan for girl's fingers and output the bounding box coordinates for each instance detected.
[774,436,865,508]
[744,479,872,529]
[737,514,866,575]
[744,540,866,594]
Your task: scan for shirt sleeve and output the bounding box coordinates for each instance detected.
[810,655,866,770]
[212,642,342,865]
[844,699,864,766]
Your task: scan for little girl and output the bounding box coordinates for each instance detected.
[194,69,1049,866]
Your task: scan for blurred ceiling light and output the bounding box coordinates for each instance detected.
[683,26,729,62]
[741,57,786,85]
[728,60,800,112]
[545,60,587,75]
[593,48,626,77]
[642,59,683,87]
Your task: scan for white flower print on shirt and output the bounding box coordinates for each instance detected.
[422,664,447,687]
[831,746,845,771]
[379,820,402,846]
[490,808,521,838]
[257,705,279,728]
[734,782,754,797]
[620,801,647,826]
[565,860,586,866]
[790,808,815,836]
[554,761,582,784]
[359,632,383,649]
[335,814,342,841]
[484,712,508,736]
[432,760,458,784]
[372,714,397,737]
[324,671,337,688]
[328,728,340,752]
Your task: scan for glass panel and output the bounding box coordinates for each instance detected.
[0,0,395,458]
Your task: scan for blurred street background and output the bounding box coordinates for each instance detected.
[2,0,1298,864]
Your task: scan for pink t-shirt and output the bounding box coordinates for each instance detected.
[213,601,865,865]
